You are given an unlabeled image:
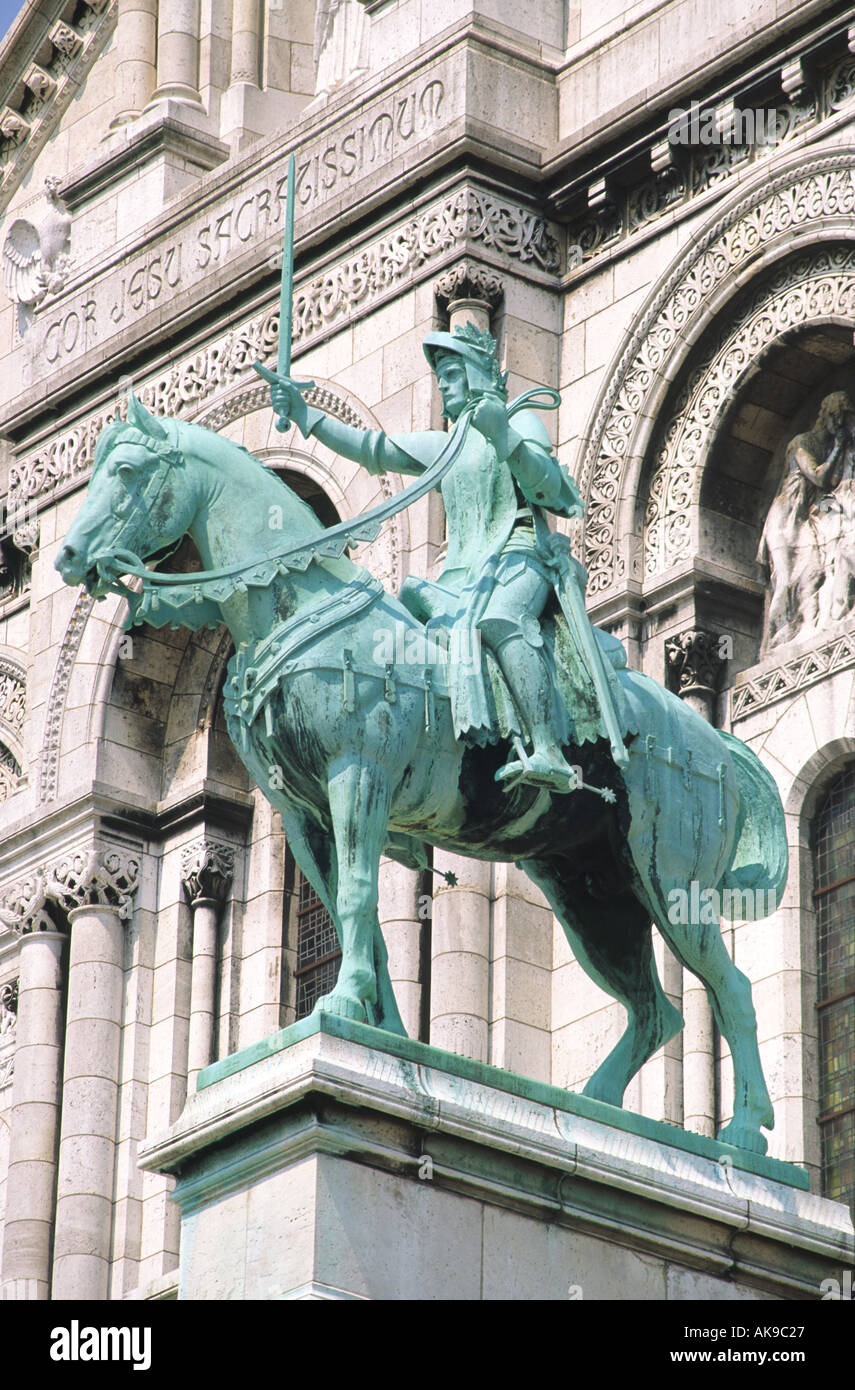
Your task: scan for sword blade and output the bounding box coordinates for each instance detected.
[278,152,295,378]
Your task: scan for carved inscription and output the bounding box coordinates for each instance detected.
[9,185,559,514]
[30,73,450,373]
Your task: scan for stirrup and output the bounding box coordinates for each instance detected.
[495,739,576,794]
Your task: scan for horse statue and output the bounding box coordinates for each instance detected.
[55,394,788,1154]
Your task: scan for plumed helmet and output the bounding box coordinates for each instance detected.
[423,321,508,397]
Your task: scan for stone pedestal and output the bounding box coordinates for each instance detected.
[139,1018,854,1301]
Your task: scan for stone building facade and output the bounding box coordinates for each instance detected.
[0,0,852,1299]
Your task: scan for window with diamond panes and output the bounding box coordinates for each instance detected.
[294,872,340,1020]
[813,765,855,1215]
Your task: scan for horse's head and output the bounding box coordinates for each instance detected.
[56,395,197,597]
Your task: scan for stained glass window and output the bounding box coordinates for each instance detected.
[813,765,855,1215]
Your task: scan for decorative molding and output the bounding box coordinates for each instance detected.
[730,627,855,721]
[0,658,25,737]
[665,630,727,702]
[197,629,234,732]
[181,840,235,905]
[46,844,140,920]
[6,184,558,515]
[433,260,506,314]
[561,33,854,274]
[0,4,116,205]
[579,152,855,598]
[38,592,95,803]
[0,745,22,802]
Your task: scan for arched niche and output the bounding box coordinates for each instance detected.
[637,272,855,671]
[579,147,855,611]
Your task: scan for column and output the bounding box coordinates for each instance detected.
[148,0,203,109]
[230,0,261,87]
[0,909,66,1300]
[664,629,727,1137]
[48,846,140,1301]
[377,859,423,1039]
[181,840,234,1091]
[109,0,158,129]
[426,265,506,1063]
[430,854,491,1062]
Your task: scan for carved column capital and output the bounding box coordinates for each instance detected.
[665,629,727,702]
[0,872,55,935]
[11,520,40,555]
[45,844,141,921]
[433,260,505,317]
[181,839,235,906]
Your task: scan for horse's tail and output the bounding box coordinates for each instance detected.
[717,730,788,920]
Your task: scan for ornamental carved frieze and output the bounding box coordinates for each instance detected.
[579,152,855,599]
[731,627,855,721]
[181,840,236,906]
[0,3,114,205]
[0,745,22,802]
[6,185,559,517]
[562,33,854,274]
[0,659,26,738]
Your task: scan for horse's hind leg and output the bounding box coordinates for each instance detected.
[655,913,773,1154]
[319,757,393,1026]
[521,859,683,1105]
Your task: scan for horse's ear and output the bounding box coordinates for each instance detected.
[127,392,168,441]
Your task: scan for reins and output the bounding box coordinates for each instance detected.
[91,387,561,605]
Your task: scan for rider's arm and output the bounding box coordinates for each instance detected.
[270,377,426,475]
[313,416,426,477]
[505,411,584,517]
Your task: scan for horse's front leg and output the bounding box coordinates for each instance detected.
[316,757,392,1026]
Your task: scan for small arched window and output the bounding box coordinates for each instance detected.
[813,765,855,1214]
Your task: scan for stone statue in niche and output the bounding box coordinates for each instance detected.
[759,391,855,649]
[314,0,370,98]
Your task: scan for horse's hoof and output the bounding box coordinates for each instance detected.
[314,992,369,1024]
[716,1121,768,1155]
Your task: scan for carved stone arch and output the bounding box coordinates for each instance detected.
[161,626,250,803]
[0,743,23,802]
[194,376,409,593]
[643,245,855,582]
[579,148,855,601]
[0,651,27,773]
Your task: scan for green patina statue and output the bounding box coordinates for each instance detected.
[54,165,789,1155]
[269,321,623,794]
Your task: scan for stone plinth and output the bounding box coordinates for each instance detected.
[138,1017,854,1301]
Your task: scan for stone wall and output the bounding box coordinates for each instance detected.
[0,0,852,1298]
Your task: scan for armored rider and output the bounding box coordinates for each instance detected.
[269,323,594,791]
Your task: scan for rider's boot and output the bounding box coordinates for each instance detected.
[486,631,577,792]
